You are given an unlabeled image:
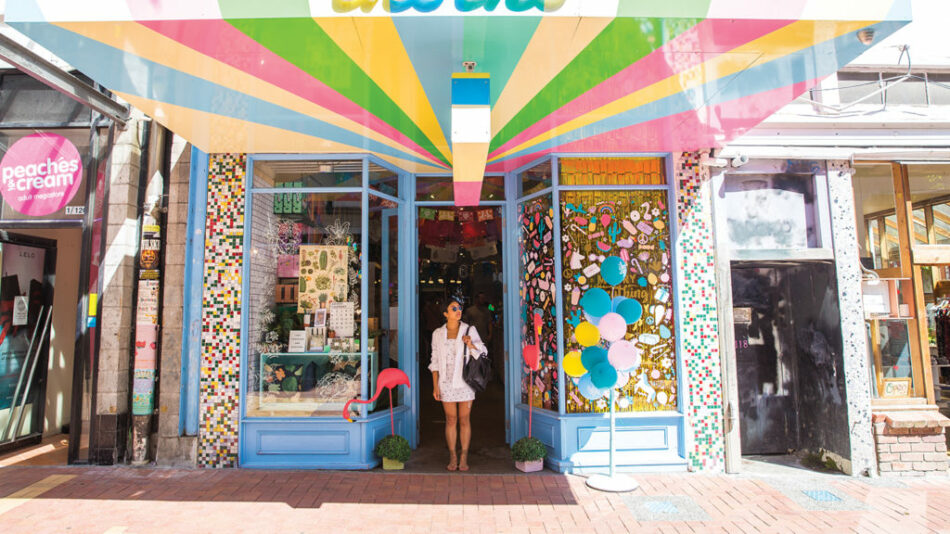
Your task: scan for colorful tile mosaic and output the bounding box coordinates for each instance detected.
[518,195,558,409]
[673,151,724,472]
[198,153,246,468]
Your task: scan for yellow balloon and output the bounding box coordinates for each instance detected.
[575,321,601,347]
[563,352,586,378]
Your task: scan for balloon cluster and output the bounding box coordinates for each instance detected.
[563,256,644,402]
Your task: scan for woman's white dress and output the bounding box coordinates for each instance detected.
[438,338,476,402]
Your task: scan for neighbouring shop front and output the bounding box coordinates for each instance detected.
[5,2,913,471]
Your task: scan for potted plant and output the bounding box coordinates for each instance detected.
[512,436,546,472]
[374,434,411,470]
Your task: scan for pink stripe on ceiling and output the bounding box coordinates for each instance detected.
[486,77,818,173]
[138,19,445,166]
[489,18,794,160]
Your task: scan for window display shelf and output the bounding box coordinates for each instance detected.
[258,351,378,414]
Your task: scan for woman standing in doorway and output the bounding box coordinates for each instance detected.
[430,297,487,471]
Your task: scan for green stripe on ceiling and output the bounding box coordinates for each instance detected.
[217,0,312,18]
[489,17,701,153]
[223,17,451,166]
[616,0,712,18]
[462,17,542,106]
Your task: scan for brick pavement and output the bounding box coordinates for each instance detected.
[0,466,948,533]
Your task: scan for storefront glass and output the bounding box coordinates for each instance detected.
[518,194,556,409]
[853,164,902,271]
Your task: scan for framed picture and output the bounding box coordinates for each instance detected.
[881,377,912,398]
[314,308,327,327]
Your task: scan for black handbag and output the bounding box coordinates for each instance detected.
[462,325,492,393]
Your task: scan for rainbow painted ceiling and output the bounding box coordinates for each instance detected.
[7,1,909,202]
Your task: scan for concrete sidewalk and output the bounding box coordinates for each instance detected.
[0,465,948,533]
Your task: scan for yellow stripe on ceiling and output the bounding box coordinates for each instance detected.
[55,21,442,168]
[452,143,490,183]
[492,19,875,162]
[316,16,453,165]
[116,92,447,174]
[491,16,613,137]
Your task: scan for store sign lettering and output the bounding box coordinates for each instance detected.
[332,0,564,13]
[0,133,83,216]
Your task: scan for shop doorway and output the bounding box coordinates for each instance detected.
[0,231,70,465]
[415,205,508,470]
[731,262,850,463]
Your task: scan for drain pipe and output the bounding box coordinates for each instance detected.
[129,121,167,465]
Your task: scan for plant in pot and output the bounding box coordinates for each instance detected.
[513,310,546,473]
[374,434,411,470]
[512,436,546,472]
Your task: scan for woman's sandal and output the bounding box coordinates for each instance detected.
[459,450,469,472]
[447,453,458,471]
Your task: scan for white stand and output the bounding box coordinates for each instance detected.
[586,388,639,492]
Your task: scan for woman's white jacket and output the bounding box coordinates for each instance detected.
[429,322,488,390]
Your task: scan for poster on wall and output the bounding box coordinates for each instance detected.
[297,245,348,313]
[0,243,45,410]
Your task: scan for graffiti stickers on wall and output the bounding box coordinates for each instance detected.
[561,190,677,413]
[519,196,558,409]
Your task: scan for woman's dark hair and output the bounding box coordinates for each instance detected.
[438,296,464,313]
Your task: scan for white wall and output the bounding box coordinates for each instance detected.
[852,0,950,67]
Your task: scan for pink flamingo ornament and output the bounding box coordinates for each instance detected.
[343,368,410,435]
[523,311,543,437]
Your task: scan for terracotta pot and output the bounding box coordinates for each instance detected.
[382,457,405,470]
[515,459,544,473]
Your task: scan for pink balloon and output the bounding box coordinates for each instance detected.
[608,340,642,371]
[598,312,627,342]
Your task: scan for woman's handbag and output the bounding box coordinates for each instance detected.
[462,326,492,393]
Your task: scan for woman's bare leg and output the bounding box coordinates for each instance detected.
[443,401,459,470]
[458,401,473,471]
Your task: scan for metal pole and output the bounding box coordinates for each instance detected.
[609,387,616,478]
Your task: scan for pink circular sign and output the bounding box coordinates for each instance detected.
[0,133,83,216]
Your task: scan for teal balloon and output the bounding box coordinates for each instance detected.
[601,256,627,286]
[590,362,618,389]
[581,346,608,370]
[579,287,611,318]
[616,298,643,325]
[577,374,606,401]
[582,311,601,326]
[610,296,627,312]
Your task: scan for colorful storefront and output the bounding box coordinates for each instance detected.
[5,1,912,471]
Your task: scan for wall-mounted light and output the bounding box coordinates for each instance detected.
[857,28,875,46]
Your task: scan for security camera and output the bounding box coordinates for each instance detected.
[731,154,749,168]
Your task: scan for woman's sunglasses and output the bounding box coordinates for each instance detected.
[449,305,462,312]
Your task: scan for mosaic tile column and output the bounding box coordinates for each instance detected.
[673,151,725,472]
[197,154,246,468]
[827,161,875,476]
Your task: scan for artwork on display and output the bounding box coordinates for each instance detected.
[297,245,348,312]
[329,301,356,338]
[518,196,558,409]
[560,190,677,413]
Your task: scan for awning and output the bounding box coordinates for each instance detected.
[6,1,910,203]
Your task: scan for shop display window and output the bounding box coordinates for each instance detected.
[369,162,399,198]
[853,164,903,272]
[560,189,677,413]
[518,194,557,409]
[559,157,666,186]
[253,159,363,189]
[245,190,367,418]
[518,159,551,197]
[367,194,400,408]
